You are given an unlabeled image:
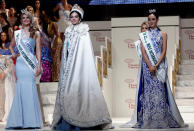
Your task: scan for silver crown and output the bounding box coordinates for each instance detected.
[20,8,35,28]
[21,8,31,15]
[71,4,84,19]
[149,9,156,14]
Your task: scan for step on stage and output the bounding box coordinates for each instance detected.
[0,118,194,131]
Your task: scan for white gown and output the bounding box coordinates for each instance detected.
[57,3,70,33]
[0,55,16,122]
[52,23,112,129]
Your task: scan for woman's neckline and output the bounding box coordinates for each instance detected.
[150,27,158,30]
[60,3,71,11]
[21,29,31,39]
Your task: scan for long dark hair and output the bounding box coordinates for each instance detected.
[0,12,10,25]
[41,14,49,35]
[70,10,82,21]
[0,32,9,48]
[9,7,17,17]
[147,9,161,31]
[34,0,44,18]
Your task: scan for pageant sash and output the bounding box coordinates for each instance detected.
[15,30,38,74]
[0,61,6,71]
[59,3,69,20]
[139,31,166,83]
[139,31,158,65]
[134,40,142,59]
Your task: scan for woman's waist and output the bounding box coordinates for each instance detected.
[57,19,69,25]
[17,55,37,63]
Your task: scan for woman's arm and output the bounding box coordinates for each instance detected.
[53,22,60,37]
[53,5,60,13]
[53,5,60,21]
[53,22,62,43]
[35,31,41,77]
[8,27,12,41]
[68,4,72,10]
[9,33,17,58]
[0,71,5,80]
[141,42,156,73]
[155,32,167,67]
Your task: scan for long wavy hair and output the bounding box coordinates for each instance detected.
[21,12,36,38]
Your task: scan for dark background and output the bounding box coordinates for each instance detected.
[5,0,194,21]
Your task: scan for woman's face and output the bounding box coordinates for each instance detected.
[28,7,34,14]
[9,7,16,16]
[141,24,148,32]
[1,32,7,42]
[1,2,6,9]
[0,15,4,23]
[148,14,158,29]
[21,14,31,26]
[70,12,80,25]
[35,1,40,9]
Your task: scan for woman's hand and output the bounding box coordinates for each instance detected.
[35,66,41,77]
[12,53,20,59]
[149,66,156,73]
[0,72,6,80]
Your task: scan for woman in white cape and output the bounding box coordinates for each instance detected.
[52,4,112,130]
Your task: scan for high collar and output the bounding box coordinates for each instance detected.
[149,27,159,32]
[66,22,89,35]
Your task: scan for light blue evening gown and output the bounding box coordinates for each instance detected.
[6,37,43,129]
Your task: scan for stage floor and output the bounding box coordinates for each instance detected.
[0,118,194,131]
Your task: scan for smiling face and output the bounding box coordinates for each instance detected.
[148,14,158,29]
[21,14,31,26]
[70,12,80,25]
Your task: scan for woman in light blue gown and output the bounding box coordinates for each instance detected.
[6,9,43,129]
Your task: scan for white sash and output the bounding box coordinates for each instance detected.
[15,30,38,74]
[59,3,69,19]
[139,31,158,65]
[134,40,142,59]
[0,61,6,71]
[139,31,166,83]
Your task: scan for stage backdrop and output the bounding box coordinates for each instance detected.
[85,21,111,56]
[85,21,113,115]
[181,19,194,60]
[111,16,180,117]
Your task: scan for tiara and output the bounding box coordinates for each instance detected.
[21,8,31,15]
[20,8,35,28]
[149,9,156,14]
[71,4,84,19]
